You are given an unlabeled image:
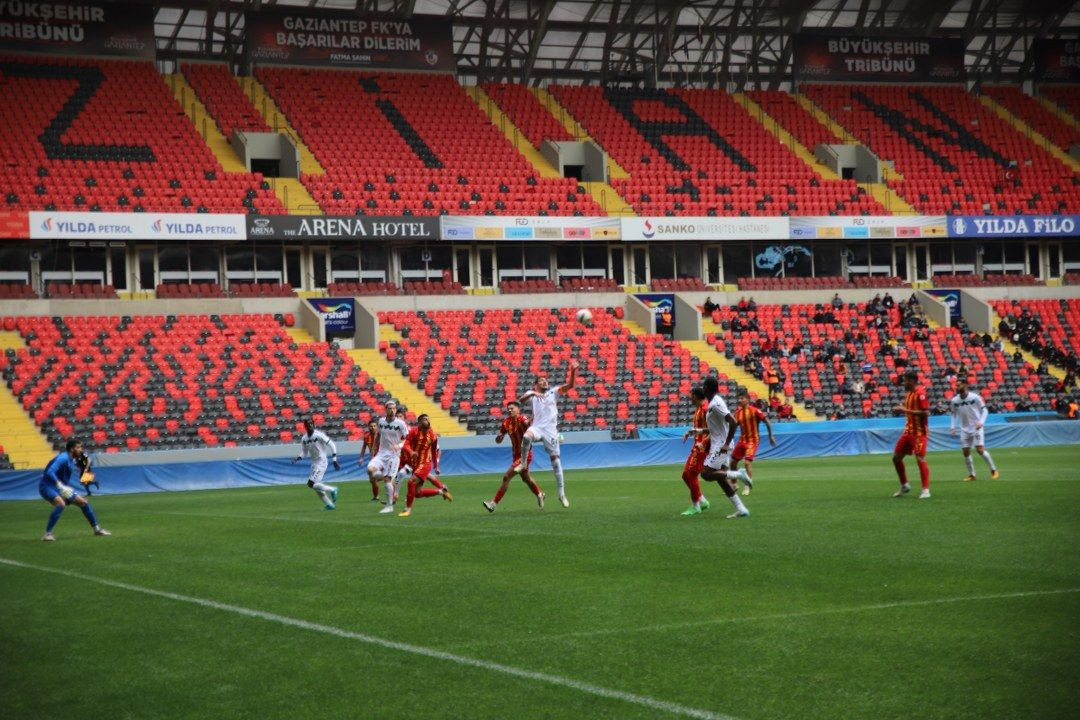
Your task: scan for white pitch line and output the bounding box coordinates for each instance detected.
[0,557,736,720]
[457,587,1080,648]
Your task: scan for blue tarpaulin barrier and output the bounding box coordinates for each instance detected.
[2,421,1077,501]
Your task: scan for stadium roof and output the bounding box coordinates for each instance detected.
[153,0,1080,87]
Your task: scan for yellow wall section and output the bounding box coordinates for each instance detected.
[167,74,247,173]
[0,332,55,469]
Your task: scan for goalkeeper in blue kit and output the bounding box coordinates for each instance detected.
[39,439,111,541]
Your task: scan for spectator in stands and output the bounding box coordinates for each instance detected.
[882,293,895,309]
[764,367,781,397]
[1012,349,1024,363]
[735,297,749,311]
[747,297,758,311]
[831,293,843,310]
[831,405,849,420]
[702,297,718,315]
[913,327,929,341]
[867,294,883,315]
[769,394,781,412]
[1069,399,1079,419]
[778,403,794,420]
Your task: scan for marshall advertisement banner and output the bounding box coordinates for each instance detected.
[308,297,355,333]
[246,9,454,72]
[440,216,621,241]
[1033,39,1080,83]
[0,1,155,58]
[30,212,246,240]
[247,215,438,241]
[635,294,675,335]
[793,34,965,83]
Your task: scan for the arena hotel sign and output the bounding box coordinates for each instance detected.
[246,215,438,241]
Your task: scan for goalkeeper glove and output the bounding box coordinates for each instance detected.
[59,484,75,500]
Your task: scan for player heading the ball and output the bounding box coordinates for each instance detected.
[515,359,578,508]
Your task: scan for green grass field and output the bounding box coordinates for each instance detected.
[1,446,1078,720]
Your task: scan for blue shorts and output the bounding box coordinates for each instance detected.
[39,484,71,503]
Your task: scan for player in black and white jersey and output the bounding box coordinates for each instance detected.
[368,401,411,514]
[292,417,340,510]
[949,379,1000,482]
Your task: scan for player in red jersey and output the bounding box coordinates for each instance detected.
[892,370,932,499]
[484,401,545,512]
[398,414,452,517]
[679,387,711,516]
[729,392,777,497]
[360,420,380,501]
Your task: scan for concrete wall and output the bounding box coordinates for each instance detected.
[298,299,325,342]
[915,290,951,327]
[353,303,379,348]
[624,294,656,334]
[231,131,300,177]
[582,141,609,182]
[960,291,993,333]
[672,294,702,341]
[0,297,304,317]
[356,292,629,312]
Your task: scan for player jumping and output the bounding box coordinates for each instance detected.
[485,400,545,512]
[40,439,111,541]
[949,378,999,482]
[515,359,578,508]
[292,418,340,510]
[679,386,711,516]
[892,370,931,499]
[698,377,752,519]
[730,392,777,496]
[369,401,410,515]
[398,414,452,517]
[361,419,381,501]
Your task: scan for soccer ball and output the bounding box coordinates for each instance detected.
[576,309,593,325]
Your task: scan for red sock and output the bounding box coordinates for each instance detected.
[917,459,930,490]
[417,488,441,498]
[524,478,541,496]
[894,459,908,485]
[371,482,379,499]
[406,479,417,508]
[682,472,702,503]
[429,477,446,491]
[494,486,507,503]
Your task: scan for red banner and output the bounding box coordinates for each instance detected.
[0,212,29,238]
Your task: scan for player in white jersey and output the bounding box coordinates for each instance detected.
[515,359,578,508]
[292,418,340,510]
[368,401,411,514]
[697,377,752,518]
[949,379,999,482]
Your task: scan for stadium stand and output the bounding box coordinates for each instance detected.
[548,85,885,217]
[651,277,710,291]
[156,283,228,299]
[0,313,394,452]
[227,282,296,298]
[481,83,575,149]
[181,63,271,140]
[1065,273,1080,286]
[850,276,912,289]
[378,307,743,438]
[500,279,559,294]
[326,281,400,296]
[931,273,1041,287]
[45,282,117,299]
[0,284,37,300]
[802,84,1080,215]
[403,281,466,295]
[745,90,841,153]
[255,69,603,216]
[706,300,1055,418]
[981,86,1080,151]
[560,277,621,292]
[0,55,284,214]
[991,298,1080,362]
[738,276,855,291]
[1042,86,1080,122]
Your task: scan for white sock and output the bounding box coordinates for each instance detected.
[312,482,331,493]
[725,470,741,481]
[316,490,329,505]
[693,500,701,509]
[552,457,565,495]
[729,494,748,513]
[519,436,533,463]
[964,456,975,475]
[979,450,996,471]
[384,480,394,504]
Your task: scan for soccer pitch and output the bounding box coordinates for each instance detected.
[1,446,1078,720]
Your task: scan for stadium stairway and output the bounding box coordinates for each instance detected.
[167,74,247,173]
[978,95,1080,174]
[681,336,822,422]
[793,93,905,184]
[464,86,560,178]
[733,93,842,181]
[0,331,54,469]
[470,85,635,216]
[530,87,630,180]
[990,311,1067,382]
[347,335,472,437]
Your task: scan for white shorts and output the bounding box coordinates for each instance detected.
[308,459,327,485]
[960,429,985,449]
[369,450,400,480]
[704,446,732,471]
[526,427,560,457]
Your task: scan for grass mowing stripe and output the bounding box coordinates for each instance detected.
[452,587,1080,648]
[0,556,737,720]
